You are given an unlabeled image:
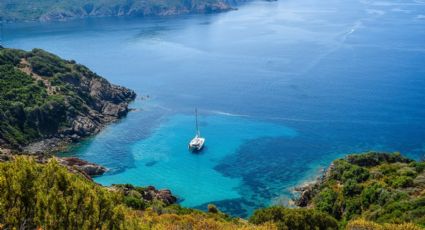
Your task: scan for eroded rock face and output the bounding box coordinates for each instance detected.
[155,189,177,205]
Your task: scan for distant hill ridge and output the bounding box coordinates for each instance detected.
[0,0,246,22]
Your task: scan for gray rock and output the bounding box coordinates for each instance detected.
[59,157,107,176]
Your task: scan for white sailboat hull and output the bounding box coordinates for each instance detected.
[189,136,205,151]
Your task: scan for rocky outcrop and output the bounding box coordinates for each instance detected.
[58,157,107,176]
[113,184,177,205]
[292,166,332,207]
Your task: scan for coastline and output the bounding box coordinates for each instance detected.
[0,1,240,23]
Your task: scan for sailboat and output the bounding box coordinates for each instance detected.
[188,108,205,152]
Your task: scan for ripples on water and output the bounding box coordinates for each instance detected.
[5,0,425,217]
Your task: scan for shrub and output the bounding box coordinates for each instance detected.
[410,162,425,173]
[250,206,338,230]
[314,188,340,217]
[391,176,414,188]
[123,196,146,210]
[360,183,388,208]
[347,219,422,230]
[343,179,363,196]
[208,204,219,213]
[346,152,412,167]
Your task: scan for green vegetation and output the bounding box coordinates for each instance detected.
[0,152,423,229]
[346,219,422,230]
[310,152,425,228]
[0,156,274,229]
[0,157,126,229]
[249,206,339,230]
[0,49,68,146]
[0,0,234,22]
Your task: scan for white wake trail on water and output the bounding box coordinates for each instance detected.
[208,110,418,125]
[209,110,251,117]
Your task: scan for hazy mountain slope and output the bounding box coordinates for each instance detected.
[0,0,237,22]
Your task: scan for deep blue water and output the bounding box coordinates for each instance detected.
[3,0,425,217]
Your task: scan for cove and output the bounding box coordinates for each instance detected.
[4,0,425,217]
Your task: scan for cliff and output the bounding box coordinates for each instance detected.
[0,47,136,153]
[0,0,240,22]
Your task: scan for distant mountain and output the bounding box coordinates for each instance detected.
[0,0,241,22]
[0,47,136,151]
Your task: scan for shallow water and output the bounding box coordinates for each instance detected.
[3,0,425,217]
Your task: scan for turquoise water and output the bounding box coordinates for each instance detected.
[96,114,296,208]
[4,0,425,217]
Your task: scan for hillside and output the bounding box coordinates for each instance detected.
[293,152,425,228]
[0,156,274,229]
[0,154,423,229]
[0,47,136,152]
[0,0,238,22]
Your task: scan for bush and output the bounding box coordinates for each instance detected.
[347,219,422,230]
[208,204,219,213]
[314,188,340,217]
[344,197,362,220]
[360,183,388,208]
[391,176,414,188]
[123,196,146,210]
[343,179,363,196]
[250,206,338,230]
[346,152,412,167]
[410,162,425,173]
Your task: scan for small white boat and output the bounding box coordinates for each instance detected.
[189,108,205,152]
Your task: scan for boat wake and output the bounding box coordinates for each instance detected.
[209,110,251,117]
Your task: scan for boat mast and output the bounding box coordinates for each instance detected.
[195,108,200,137]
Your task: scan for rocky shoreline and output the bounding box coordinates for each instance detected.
[291,163,334,207]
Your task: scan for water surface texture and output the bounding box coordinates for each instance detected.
[4,0,425,217]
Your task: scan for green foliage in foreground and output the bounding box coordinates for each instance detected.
[249,206,338,230]
[0,156,271,229]
[312,152,425,228]
[0,153,423,229]
[0,157,126,229]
